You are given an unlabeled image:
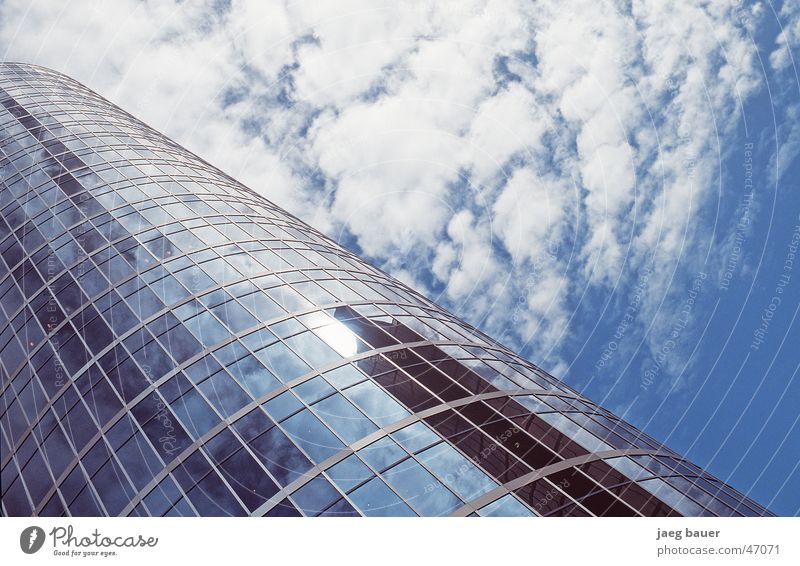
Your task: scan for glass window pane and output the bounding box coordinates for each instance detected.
[349,478,415,517]
[238,291,284,321]
[184,311,230,348]
[240,328,278,351]
[392,422,440,453]
[198,371,250,417]
[217,448,279,512]
[327,454,374,493]
[281,409,345,463]
[313,320,361,357]
[291,477,341,516]
[255,341,310,383]
[478,494,533,517]
[417,442,497,500]
[266,286,312,311]
[227,354,280,398]
[639,478,706,516]
[232,408,273,441]
[212,300,258,333]
[344,380,410,427]
[263,391,303,422]
[186,355,223,385]
[159,324,202,363]
[284,331,341,367]
[294,376,335,404]
[170,387,220,439]
[249,425,313,486]
[320,497,359,517]
[270,318,305,339]
[539,412,613,453]
[312,393,378,443]
[358,437,406,472]
[186,471,247,516]
[607,457,652,481]
[515,395,551,413]
[323,364,364,389]
[383,458,461,516]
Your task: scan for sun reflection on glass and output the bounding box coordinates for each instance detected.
[313,319,358,357]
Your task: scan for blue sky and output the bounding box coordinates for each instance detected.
[1,0,798,514]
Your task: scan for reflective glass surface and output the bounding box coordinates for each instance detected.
[0,63,772,517]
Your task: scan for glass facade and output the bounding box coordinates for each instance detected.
[0,62,772,517]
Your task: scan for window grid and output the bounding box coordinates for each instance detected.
[0,63,773,518]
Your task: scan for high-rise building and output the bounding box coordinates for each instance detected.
[0,62,772,517]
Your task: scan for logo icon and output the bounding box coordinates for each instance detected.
[20,526,45,554]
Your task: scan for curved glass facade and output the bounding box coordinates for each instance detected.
[0,62,772,517]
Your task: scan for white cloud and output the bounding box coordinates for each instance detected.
[465,83,552,186]
[770,1,800,72]
[767,2,800,186]
[0,0,773,375]
[492,167,569,265]
[441,209,498,300]
[227,0,294,80]
[288,2,430,107]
